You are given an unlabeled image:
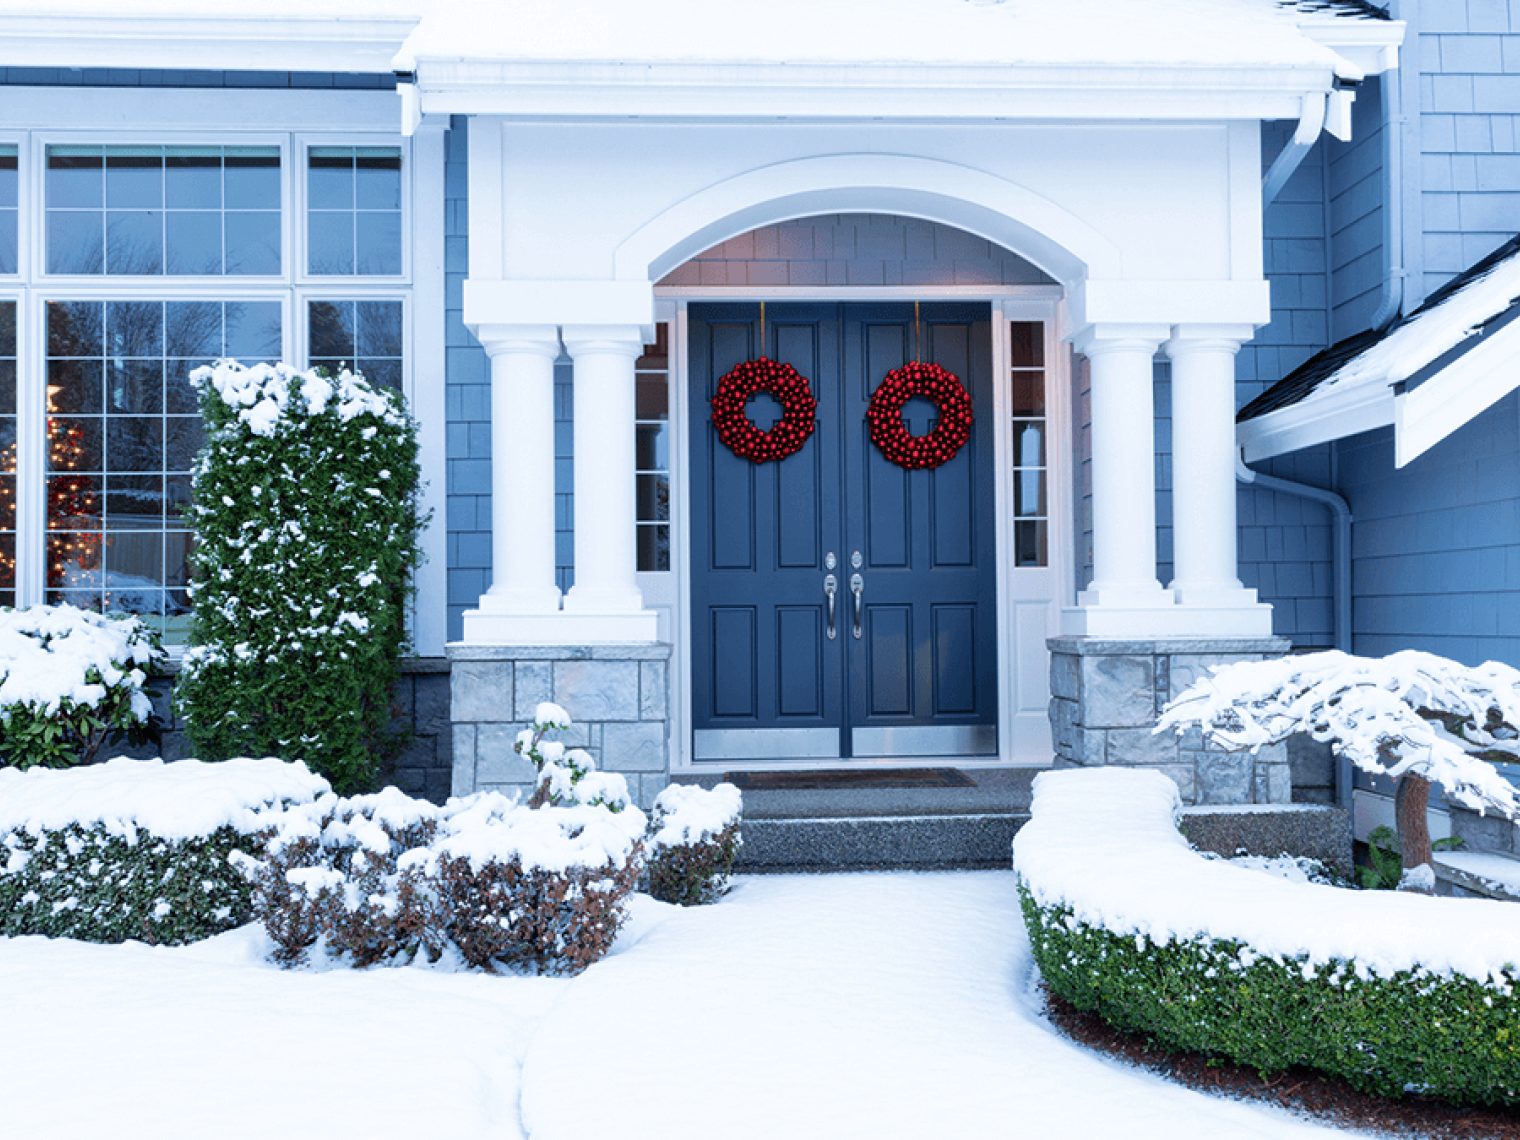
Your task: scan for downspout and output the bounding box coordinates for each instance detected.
[1235,453,1355,808]
[1263,91,1328,206]
[1368,46,1407,330]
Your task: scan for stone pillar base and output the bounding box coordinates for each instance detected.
[448,641,672,809]
[1047,635,1293,805]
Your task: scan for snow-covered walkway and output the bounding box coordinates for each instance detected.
[0,872,1342,1139]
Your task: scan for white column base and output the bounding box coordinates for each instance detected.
[1171,580,1263,610]
[460,609,659,645]
[476,583,563,615]
[1076,581,1175,609]
[1062,601,1273,638]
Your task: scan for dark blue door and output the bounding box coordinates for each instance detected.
[691,303,996,762]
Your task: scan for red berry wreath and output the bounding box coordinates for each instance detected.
[867,361,974,470]
[710,357,818,464]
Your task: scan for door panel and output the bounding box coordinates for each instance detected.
[690,302,997,762]
[690,305,844,761]
[842,304,998,757]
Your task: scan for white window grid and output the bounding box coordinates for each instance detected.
[3,128,414,614]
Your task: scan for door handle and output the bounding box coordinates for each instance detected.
[824,573,838,640]
[849,572,864,639]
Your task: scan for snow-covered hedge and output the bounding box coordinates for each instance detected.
[241,786,648,975]
[0,605,166,769]
[645,782,743,906]
[1014,768,1520,1107]
[0,756,330,945]
[176,360,422,793]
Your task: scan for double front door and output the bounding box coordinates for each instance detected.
[691,303,998,762]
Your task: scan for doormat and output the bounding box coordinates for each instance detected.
[723,768,976,791]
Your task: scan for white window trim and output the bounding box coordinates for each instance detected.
[0,87,447,657]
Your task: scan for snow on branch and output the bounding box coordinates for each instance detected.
[1157,650,1520,819]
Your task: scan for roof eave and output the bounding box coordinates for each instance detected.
[407,59,1342,122]
[0,13,419,74]
[1237,379,1394,462]
[1296,18,1406,79]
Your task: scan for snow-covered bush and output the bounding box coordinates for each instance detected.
[176,360,423,794]
[1158,649,1520,890]
[242,786,647,975]
[237,787,443,966]
[425,793,647,974]
[645,782,743,906]
[513,701,633,811]
[0,756,329,945]
[0,604,165,769]
[1015,769,1520,1107]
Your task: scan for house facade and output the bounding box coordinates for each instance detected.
[4,1,1511,824]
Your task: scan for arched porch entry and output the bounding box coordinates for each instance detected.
[642,214,1069,769]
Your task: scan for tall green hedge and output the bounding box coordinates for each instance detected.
[1021,888,1520,1108]
[176,362,422,793]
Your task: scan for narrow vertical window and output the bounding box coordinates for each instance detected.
[0,301,15,604]
[0,146,17,275]
[1009,321,1048,567]
[307,146,403,276]
[635,325,670,571]
[307,299,403,390]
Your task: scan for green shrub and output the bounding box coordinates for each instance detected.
[0,756,330,945]
[1021,887,1520,1107]
[0,824,259,944]
[175,361,422,793]
[0,604,165,769]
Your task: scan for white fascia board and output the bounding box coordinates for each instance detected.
[1237,380,1394,462]
[0,14,417,74]
[0,85,398,132]
[409,60,1331,123]
[1297,19,1406,78]
[1393,317,1520,468]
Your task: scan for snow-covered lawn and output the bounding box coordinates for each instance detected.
[0,873,1345,1139]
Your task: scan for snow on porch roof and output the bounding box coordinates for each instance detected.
[396,0,1387,73]
[1238,234,1520,468]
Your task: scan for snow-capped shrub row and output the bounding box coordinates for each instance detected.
[240,785,649,974]
[646,781,743,906]
[0,757,330,945]
[0,605,166,769]
[1014,769,1520,1106]
[176,360,422,794]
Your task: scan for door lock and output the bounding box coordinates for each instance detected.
[850,550,863,570]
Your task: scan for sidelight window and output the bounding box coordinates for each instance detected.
[635,325,671,572]
[1009,321,1048,567]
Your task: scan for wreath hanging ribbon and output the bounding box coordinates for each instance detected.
[710,357,818,464]
[866,361,974,470]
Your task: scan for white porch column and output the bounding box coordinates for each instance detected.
[1165,325,1272,632]
[1067,325,1174,632]
[561,324,659,641]
[460,325,563,644]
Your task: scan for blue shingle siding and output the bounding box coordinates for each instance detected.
[1338,395,1520,665]
[444,117,495,641]
[1235,122,1340,647]
[1415,0,1520,303]
[1327,81,1389,339]
[0,68,394,89]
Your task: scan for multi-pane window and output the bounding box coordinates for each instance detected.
[44,300,282,635]
[0,146,16,275]
[45,145,281,276]
[0,302,15,605]
[308,299,403,391]
[0,129,411,636]
[306,147,402,276]
[1009,321,1048,567]
[635,326,671,572]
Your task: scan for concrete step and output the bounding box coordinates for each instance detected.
[736,811,1028,872]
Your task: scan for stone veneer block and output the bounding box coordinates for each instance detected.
[447,642,673,809]
[1048,636,1292,807]
[1449,805,1519,856]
